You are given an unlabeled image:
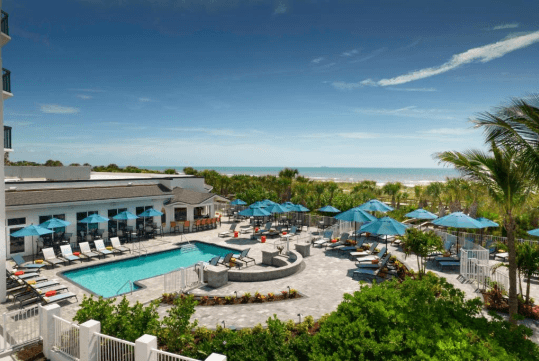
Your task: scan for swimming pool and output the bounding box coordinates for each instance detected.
[62,242,236,298]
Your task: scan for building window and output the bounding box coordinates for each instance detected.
[7,217,26,226]
[77,211,98,236]
[108,208,127,235]
[161,208,166,225]
[136,206,152,229]
[174,208,187,221]
[9,227,25,254]
[39,214,66,233]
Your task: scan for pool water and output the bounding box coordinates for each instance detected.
[63,242,235,298]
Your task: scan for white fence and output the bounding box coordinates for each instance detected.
[164,262,204,294]
[491,267,510,292]
[151,348,200,361]
[53,315,79,359]
[96,332,135,361]
[0,306,40,352]
[459,240,490,289]
[451,230,539,248]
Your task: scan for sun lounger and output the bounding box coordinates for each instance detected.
[111,237,130,253]
[353,254,391,278]
[19,289,78,309]
[42,248,65,268]
[218,253,234,267]
[239,225,253,234]
[219,223,238,237]
[254,222,272,237]
[350,242,378,259]
[326,233,349,250]
[439,261,460,271]
[355,247,386,264]
[209,256,220,266]
[94,240,114,257]
[495,252,509,261]
[79,242,100,260]
[11,254,46,271]
[356,253,391,269]
[338,240,365,254]
[233,248,256,267]
[313,230,333,247]
[60,245,81,264]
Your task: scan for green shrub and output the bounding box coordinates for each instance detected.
[159,294,199,353]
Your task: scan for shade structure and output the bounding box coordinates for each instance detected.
[263,199,278,206]
[288,204,309,212]
[281,202,295,208]
[113,211,139,220]
[249,201,267,208]
[230,199,247,206]
[335,208,377,223]
[528,228,539,237]
[265,204,290,214]
[318,205,341,213]
[358,199,394,213]
[39,217,71,229]
[431,212,483,229]
[405,208,438,220]
[79,214,110,224]
[137,208,164,217]
[360,216,408,246]
[12,225,54,261]
[238,207,271,218]
[475,217,499,228]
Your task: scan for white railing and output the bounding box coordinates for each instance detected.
[96,332,135,361]
[150,348,200,361]
[451,230,539,248]
[491,267,510,292]
[460,245,490,289]
[0,306,40,352]
[53,315,80,359]
[164,262,204,294]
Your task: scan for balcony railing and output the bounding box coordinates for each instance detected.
[3,68,10,93]
[4,126,11,149]
[1,11,8,36]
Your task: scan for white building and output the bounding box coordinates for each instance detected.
[4,167,225,259]
[0,2,12,302]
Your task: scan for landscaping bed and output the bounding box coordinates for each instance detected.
[15,342,44,361]
[161,289,302,306]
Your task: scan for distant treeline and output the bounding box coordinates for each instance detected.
[5,160,176,175]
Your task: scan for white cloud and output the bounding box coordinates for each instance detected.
[311,57,324,64]
[5,121,33,127]
[166,127,262,137]
[341,49,359,57]
[337,132,380,139]
[377,31,539,86]
[491,23,519,30]
[420,128,475,135]
[274,2,287,14]
[386,87,437,92]
[138,97,151,102]
[349,48,386,63]
[68,88,104,93]
[353,106,456,120]
[40,104,79,114]
[76,94,93,99]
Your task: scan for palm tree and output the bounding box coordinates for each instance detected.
[425,182,444,215]
[326,182,340,205]
[435,143,531,325]
[516,243,539,304]
[382,182,402,208]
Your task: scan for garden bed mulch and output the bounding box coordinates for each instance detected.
[15,342,44,361]
[162,291,303,306]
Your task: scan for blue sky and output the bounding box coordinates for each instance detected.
[4,0,539,168]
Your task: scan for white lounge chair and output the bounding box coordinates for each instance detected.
[355,247,386,264]
[42,248,65,268]
[79,242,100,260]
[94,239,114,257]
[350,242,378,259]
[60,245,81,264]
[219,223,237,237]
[313,230,333,247]
[111,237,131,253]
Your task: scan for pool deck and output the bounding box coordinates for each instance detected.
[3,219,539,343]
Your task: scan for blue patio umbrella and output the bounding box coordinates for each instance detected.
[12,224,54,261]
[476,217,499,228]
[249,201,267,208]
[113,211,139,220]
[238,207,271,218]
[39,217,71,229]
[138,208,164,217]
[263,199,278,206]
[432,212,484,252]
[281,202,295,208]
[405,208,438,220]
[265,204,290,215]
[289,204,309,212]
[318,205,341,213]
[335,208,377,236]
[528,228,539,237]
[230,199,247,206]
[358,199,394,213]
[360,216,408,246]
[80,214,110,224]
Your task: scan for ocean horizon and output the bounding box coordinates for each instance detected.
[136,166,459,186]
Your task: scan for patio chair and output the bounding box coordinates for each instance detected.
[439,260,461,271]
[11,254,46,271]
[495,252,508,262]
[218,253,234,267]
[111,237,131,253]
[326,232,349,250]
[355,247,386,264]
[79,242,101,260]
[353,254,392,279]
[233,248,256,267]
[42,248,65,268]
[338,239,365,254]
[349,242,378,259]
[94,239,114,257]
[60,245,81,264]
[19,289,78,309]
[428,240,455,260]
[183,221,191,233]
[254,222,272,237]
[312,230,334,247]
[209,256,220,266]
[219,223,237,238]
[485,240,497,259]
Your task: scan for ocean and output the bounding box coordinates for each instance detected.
[137,166,459,186]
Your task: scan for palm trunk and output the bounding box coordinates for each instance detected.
[505,215,518,326]
[526,272,532,304]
